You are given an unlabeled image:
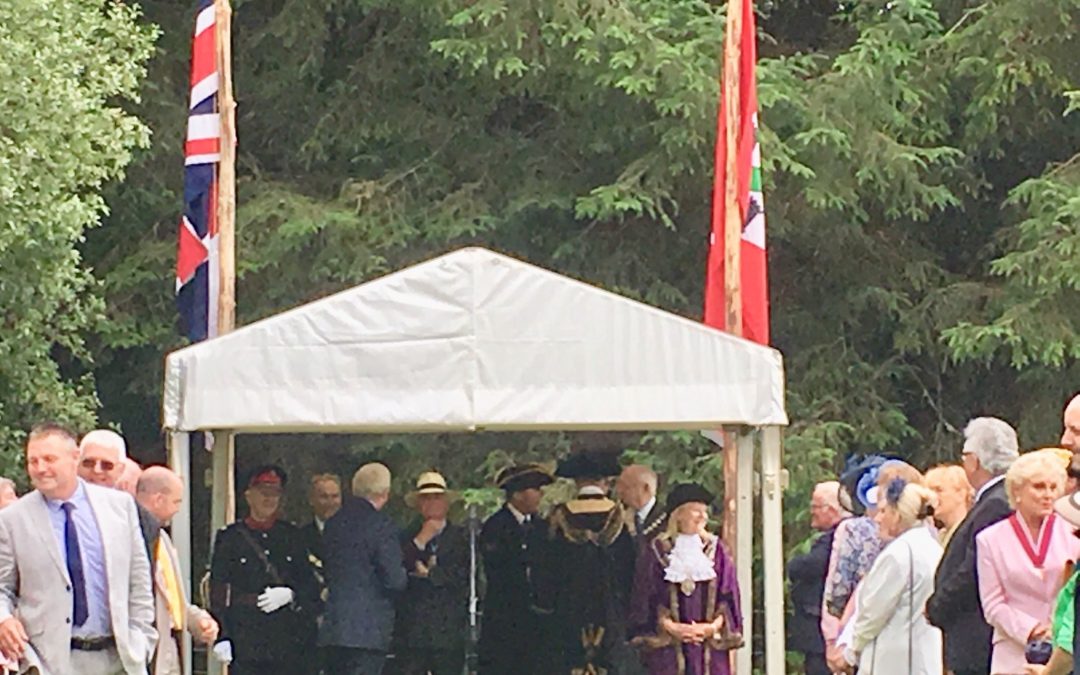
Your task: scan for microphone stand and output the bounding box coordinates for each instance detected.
[466,503,480,674]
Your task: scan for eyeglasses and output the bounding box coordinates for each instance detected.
[80,458,116,472]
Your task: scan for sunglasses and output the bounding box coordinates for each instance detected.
[80,458,116,472]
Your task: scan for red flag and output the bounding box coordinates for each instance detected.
[704,0,769,345]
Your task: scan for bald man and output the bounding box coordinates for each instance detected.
[616,464,666,547]
[1062,395,1080,452]
[788,482,847,675]
[136,467,218,675]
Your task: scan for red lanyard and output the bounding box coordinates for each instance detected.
[1008,512,1055,569]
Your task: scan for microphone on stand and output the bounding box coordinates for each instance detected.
[466,502,481,674]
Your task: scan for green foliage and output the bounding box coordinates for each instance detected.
[0,0,156,472]
[3,0,1079,666]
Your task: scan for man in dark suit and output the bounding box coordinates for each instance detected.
[787,481,846,675]
[302,473,341,674]
[320,463,407,675]
[926,416,1018,675]
[300,473,342,568]
[393,472,468,675]
[617,464,666,550]
[476,463,554,675]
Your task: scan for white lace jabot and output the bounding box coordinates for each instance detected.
[664,534,717,587]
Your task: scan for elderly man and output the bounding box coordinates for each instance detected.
[616,464,666,548]
[79,430,158,566]
[320,463,406,675]
[135,467,218,675]
[788,481,847,675]
[0,422,156,674]
[78,429,128,488]
[394,471,468,675]
[927,416,1018,675]
[209,465,319,675]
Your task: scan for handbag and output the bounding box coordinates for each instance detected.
[1024,639,1053,665]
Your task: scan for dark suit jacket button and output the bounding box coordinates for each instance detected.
[66,585,71,592]
[65,618,71,624]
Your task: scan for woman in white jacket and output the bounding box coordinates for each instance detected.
[842,479,944,675]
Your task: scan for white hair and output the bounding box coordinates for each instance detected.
[963,417,1018,475]
[352,463,391,498]
[79,429,127,460]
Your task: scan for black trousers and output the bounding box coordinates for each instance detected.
[393,648,465,675]
[325,647,388,675]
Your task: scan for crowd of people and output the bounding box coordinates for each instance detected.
[787,395,1080,675]
[0,423,741,675]
[6,399,1080,675]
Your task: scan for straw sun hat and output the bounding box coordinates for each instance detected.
[405,471,459,507]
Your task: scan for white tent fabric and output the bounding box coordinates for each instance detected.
[163,247,787,433]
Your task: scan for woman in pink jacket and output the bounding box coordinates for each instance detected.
[976,449,1080,674]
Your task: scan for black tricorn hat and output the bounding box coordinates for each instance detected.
[244,464,287,490]
[555,451,622,480]
[496,463,554,494]
[666,483,715,512]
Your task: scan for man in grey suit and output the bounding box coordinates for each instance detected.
[0,422,156,675]
[319,462,407,675]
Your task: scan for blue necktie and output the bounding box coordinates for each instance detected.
[61,502,89,627]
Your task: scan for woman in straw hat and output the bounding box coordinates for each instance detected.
[394,471,468,675]
[629,483,742,675]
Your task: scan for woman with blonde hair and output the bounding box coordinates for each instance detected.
[976,449,1080,674]
[841,480,943,675]
[924,465,973,547]
[630,484,742,674]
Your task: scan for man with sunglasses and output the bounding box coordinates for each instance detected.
[78,430,158,570]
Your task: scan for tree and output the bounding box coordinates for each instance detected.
[0,0,155,473]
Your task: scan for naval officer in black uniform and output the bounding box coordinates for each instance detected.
[208,465,319,675]
[476,463,554,675]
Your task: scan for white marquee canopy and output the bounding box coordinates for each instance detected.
[163,247,788,673]
[163,247,787,433]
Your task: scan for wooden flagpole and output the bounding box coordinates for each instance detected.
[212,0,237,525]
[215,0,236,340]
[210,3,236,674]
[721,0,744,562]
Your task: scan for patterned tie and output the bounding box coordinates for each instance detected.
[61,502,89,627]
[635,513,644,534]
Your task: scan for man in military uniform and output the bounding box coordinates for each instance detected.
[208,465,319,675]
[539,451,637,675]
[476,463,554,675]
[393,471,469,675]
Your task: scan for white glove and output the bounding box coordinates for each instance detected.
[211,640,233,664]
[256,586,294,613]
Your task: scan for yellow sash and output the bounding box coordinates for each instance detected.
[156,538,184,630]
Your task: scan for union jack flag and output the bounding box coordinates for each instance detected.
[176,0,220,341]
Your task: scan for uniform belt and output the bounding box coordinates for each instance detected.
[71,636,115,651]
